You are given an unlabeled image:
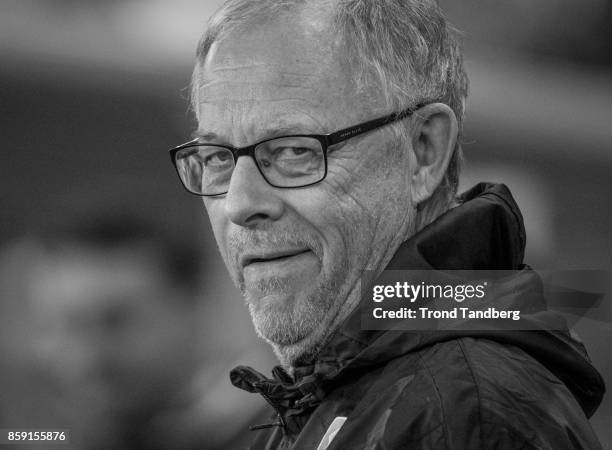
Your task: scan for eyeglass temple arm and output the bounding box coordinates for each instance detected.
[326,104,423,146]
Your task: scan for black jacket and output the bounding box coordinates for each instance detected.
[231,183,605,449]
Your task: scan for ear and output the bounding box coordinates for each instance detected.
[409,103,458,205]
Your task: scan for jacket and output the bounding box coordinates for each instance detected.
[231,183,605,449]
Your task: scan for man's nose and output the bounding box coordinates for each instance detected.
[223,156,284,227]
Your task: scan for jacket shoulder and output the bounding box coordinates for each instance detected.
[449,337,601,449]
[334,337,601,449]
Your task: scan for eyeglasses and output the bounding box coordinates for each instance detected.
[169,104,423,196]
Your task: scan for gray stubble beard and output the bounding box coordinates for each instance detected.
[243,266,346,367]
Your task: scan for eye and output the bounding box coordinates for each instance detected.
[274,146,314,160]
[202,150,233,168]
[255,137,323,172]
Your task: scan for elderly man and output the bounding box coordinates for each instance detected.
[169,0,604,448]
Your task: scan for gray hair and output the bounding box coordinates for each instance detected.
[191,0,468,228]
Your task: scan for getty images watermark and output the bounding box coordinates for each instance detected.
[360,270,610,331]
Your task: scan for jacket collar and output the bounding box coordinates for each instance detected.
[387,182,526,270]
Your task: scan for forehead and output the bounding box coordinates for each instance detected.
[194,16,357,141]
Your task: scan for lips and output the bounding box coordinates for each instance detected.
[241,249,312,268]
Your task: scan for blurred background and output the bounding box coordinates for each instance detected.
[0,0,610,448]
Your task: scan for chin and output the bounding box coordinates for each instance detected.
[248,291,322,347]
[243,254,352,365]
[246,272,341,346]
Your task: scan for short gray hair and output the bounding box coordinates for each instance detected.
[191,0,468,228]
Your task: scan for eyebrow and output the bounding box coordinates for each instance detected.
[191,130,217,141]
[191,124,321,145]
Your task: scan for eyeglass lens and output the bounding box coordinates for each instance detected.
[174,136,325,195]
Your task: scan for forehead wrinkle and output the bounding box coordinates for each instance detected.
[208,64,317,79]
[198,97,323,109]
[199,51,332,89]
[204,70,319,83]
[196,106,326,145]
[198,86,319,103]
[198,69,322,94]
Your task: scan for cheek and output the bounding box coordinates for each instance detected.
[316,148,413,251]
[328,137,412,207]
[287,185,374,269]
[322,163,402,231]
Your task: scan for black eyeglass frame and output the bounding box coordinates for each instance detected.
[169,103,425,197]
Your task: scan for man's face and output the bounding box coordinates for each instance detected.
[196,15,416,347]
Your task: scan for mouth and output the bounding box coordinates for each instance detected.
[241,249,312,268]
